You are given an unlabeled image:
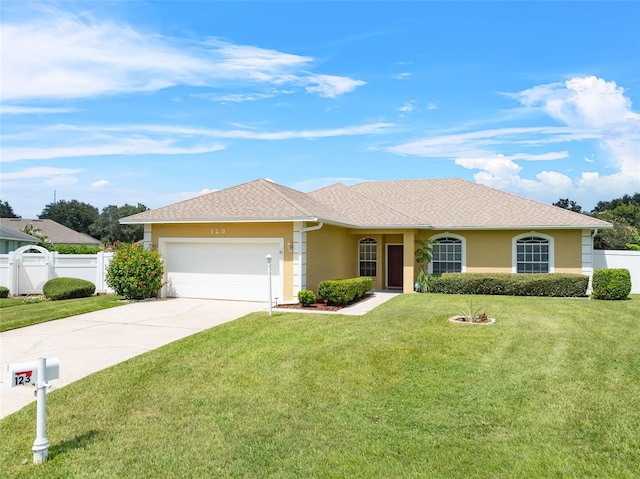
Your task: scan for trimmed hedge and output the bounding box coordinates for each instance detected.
[0,286,9,298]
[317,277,372,306]
[298,290,317,307]
[428,273,589,297]
[43,277,96,301]
[591,268,631,300]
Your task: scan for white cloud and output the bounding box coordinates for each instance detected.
[2,122,393,162]
[304,74,366,98]
[2,140,226,162]
[426,102,438,110]
[0,105,77,115]
[0,167,82,179]
[398,101,415,113]
[91,180,111,188]
[1,6,365,101]
[388,76,640,206]
[44,176,78,187]
[392,72,412,80]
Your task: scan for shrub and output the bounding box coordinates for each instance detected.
[429,273,589,297]
[317,277,372,306]
[591,268,632,300]
[298,290,316,307]
[54,244,102,254]
[106,243,164,300]
[43,277,96,300]
[0,286,9,298]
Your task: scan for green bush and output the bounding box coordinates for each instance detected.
[0,286,9,298]
[297,290,316,307]
[317,277,372,306]
[106,243,164,300]
[591,268,632,300]
[428,273,589,297]
[43,277,96,300]
[54,244,102,254]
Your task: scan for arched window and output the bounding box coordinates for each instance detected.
[359,238,377,277]
[430,235,465,273]
[513,234,554,273]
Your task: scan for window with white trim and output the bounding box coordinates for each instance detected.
[431,237,463,273]
[516,236,550,273]
[359,238,377,277]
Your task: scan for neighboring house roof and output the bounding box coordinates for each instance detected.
[121,178,612,230]
[0,224,40,242]
[0,219,101,245]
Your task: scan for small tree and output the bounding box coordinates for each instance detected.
[106,243,164,299]
[415,238,436,292]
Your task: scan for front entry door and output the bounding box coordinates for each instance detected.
[387,245,403,288]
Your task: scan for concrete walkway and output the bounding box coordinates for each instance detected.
[1,291,400,419]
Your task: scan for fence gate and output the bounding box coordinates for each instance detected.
[14,245,52,295]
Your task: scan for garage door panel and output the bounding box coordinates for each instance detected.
[162,239,282,301]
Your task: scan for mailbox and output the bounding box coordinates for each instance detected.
[4,358,60,388]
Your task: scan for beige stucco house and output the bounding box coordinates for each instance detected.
[121,178,612,302]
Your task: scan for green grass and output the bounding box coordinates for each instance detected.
[1,294,639,478]
[0,295,125,332]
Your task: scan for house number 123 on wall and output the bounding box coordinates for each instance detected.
[211,228,226,235]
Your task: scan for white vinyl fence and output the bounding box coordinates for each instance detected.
[0,245,114,296]
[593,250,640,294]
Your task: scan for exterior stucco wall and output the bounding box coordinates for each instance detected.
[151,222,295,301]
[305,224,358,292]
[420,229,584,274]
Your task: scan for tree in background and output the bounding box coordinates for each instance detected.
[21,224,53,250]
[89,203,148,244]
[552,198,583,213]
[39,200,99,236]
[553,194,639,250]
[0,200,20,218]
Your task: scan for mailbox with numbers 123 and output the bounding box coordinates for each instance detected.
[4,357,60,464]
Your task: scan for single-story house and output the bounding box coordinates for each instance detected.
[0,224,40,254]
[0,219,101,247]
[121,178,612,302]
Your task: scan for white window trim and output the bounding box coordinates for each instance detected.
[512,232,555,273]
[427,233,466,274]
[358,237,378,278]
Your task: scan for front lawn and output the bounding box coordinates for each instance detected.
[0,295,125,332]
[1,294,638,478]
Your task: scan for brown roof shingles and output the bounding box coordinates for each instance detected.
[121,177,612,230]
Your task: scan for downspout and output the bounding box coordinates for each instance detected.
[302,222,324,233]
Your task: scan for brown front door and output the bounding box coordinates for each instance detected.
[387,245,403,288]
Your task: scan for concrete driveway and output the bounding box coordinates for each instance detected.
[1,298,266,419]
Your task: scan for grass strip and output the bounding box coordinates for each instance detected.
[0,295,125,332]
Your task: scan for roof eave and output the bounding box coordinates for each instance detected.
[120,216,320,225]
[426,224,614,230]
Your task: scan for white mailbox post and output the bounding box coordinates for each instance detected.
[4,357,60,464]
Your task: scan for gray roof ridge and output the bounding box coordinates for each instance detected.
[259,179,317,218]
[343,182,428,226]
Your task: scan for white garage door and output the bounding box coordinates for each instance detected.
[161,239,283,302]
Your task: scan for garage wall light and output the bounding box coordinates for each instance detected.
[287,242,293,253]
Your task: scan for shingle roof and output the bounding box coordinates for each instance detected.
[350,178,611,229]
[0,224,40,242]
[120,178,612,230]
[0,219,101,245]
[123,179,353,224]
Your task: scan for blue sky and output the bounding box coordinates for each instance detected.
[1,1,639,219]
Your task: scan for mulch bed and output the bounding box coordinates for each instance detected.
[276,293,375,311]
